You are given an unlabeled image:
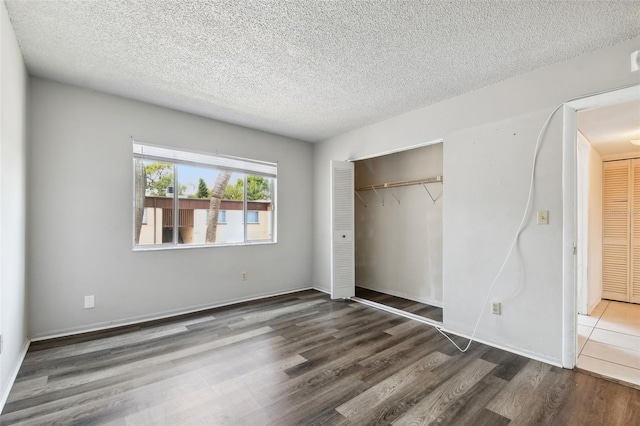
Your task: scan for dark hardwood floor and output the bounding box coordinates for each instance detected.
[355,286,443,322]
[2,290,639,425]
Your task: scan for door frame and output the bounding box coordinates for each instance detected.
[575,131,592,316]
[562,84,640,368]
[348,138,444,162]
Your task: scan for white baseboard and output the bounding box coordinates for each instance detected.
[0,339,30,413]
[312,286,330,295]
[438,325,563,368]
[351,294,560,367]
[587,297,603,316]
[355,284,443,308]
[31,286,314,342]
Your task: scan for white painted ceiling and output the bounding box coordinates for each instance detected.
[5,1,640,142]
[579,99,640,157]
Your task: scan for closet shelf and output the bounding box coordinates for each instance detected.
[354,176,443,192]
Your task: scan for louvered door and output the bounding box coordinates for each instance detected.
[602,160,630,302]
[330,160,355,299]
[631,159,640,303]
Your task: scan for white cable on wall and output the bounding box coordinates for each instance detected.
[435,84,639,353]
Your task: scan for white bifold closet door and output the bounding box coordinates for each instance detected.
[602,159,640,303]
[330,160,355,299]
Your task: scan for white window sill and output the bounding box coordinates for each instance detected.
[133,240,276,252]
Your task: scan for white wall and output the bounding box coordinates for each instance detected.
[587,140,603,314]
[577,132,604,315]
[0,0,29,405]
[576,133,589,315]
[28,78,313,338]
[314,37,640,365]
[354,143,443,306]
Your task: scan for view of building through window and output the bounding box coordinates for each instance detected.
[133,143,276,248]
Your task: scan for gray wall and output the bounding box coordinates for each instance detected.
[27,78,314,338]
[314,37,640,365]
[355,143,443,306]
[0,1,28,403]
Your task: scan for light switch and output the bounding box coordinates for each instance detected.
[537,210,549,225]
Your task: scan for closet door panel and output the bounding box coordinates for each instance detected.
[631,159,640,303]
[330,160,355,299]
[602,160,630,302]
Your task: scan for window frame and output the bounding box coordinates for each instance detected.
[133,142,277,251]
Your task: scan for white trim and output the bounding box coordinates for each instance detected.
[576,131,590,316]
[562,104,578,369]
[30,287,313,341]
[132,239,276,252]
[439,325,563,368]
[602,152,640,162]
[566,86,640,111]
[0,339,30,413]
[355,284,443,308]
[351,297,442,327]
[562,84,640,369]
[312,286,331,295]
[348,138,444,162]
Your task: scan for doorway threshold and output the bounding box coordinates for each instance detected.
[576,299,640,390]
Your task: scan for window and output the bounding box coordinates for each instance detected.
[133,142,276,249]
[204,210,227,224]
[246,211,259,223]
[218,210,227,224]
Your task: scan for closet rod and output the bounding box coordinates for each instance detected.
[355,176,443,192]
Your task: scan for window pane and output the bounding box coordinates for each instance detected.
[247,211,259,223]
[175,164,243,245]
[135,159,174,246]
[246,175,273,241]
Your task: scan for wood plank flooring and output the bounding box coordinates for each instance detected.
[2,290,639,425]
[355,286,443,322]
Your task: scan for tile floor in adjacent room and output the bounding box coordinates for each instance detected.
[577,299,640,388]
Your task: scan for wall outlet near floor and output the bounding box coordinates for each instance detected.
[491,302,501,315]
[84,295,95,309]
[241,272,247,281]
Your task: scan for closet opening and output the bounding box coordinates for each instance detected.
[351,141,444,324]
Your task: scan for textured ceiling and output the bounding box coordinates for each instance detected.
[579,99,640,157]
[5,1,640,142]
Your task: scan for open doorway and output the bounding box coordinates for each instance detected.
[351,142,444,323]
[575,98,640,388]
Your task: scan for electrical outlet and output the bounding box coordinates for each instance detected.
[491,302,501,315]
[241,272,247,281]
[84,295,95,309]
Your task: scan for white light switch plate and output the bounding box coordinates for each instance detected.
[537,210,549,225]
[84,295,95,309]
